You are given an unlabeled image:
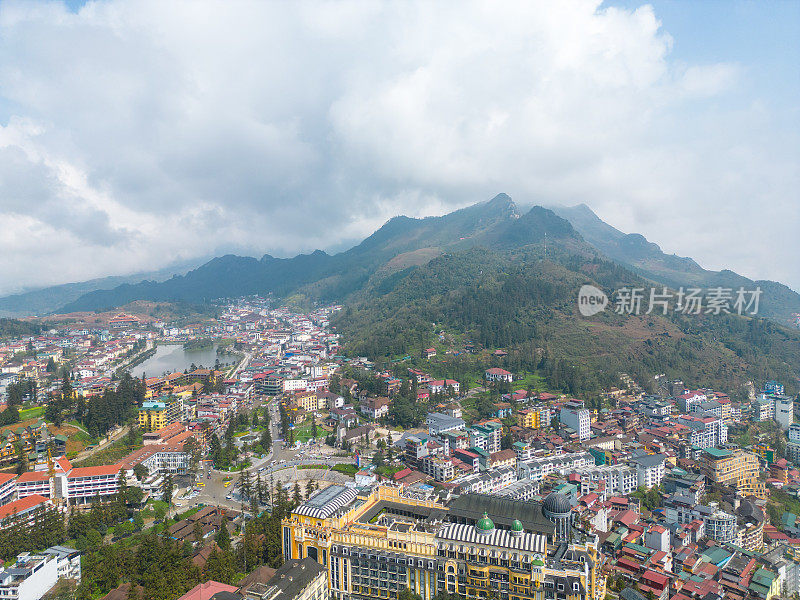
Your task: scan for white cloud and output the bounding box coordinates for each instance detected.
[0,0,796,295]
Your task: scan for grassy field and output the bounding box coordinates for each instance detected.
[331,463,358,476]
[19,406,44,420]
[294,418,329,443]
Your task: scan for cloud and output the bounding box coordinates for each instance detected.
[0,0,796,295]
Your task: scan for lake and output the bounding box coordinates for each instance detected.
[130,343,232,378]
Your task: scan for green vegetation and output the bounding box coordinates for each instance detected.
[19,406,45,420]
[332,463,358,476]
[0,318,41,339]
[336,247,800,398]
[75,427,143,467]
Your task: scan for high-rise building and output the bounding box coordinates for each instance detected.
[559,402,591,441]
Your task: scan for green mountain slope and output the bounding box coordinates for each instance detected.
[549,204,800,327]
[334,246,800,397]
[57,195,584,312]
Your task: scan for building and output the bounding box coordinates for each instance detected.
[427,380,460,396]
[0,495,52,527]
[700,447,765,499]
[788,424,800,462]
[0,472,17,505]
[560,402,591,441]
[177,581,239,600]
[426,413,466,436]
[244,557,328,600]
[629,453,666,489]
[703,506,737,544]
[771,394,794,429]
[282,485,604,600]
[517,452,594,482]
[295,391,321,413]
[674,414,728,449]
[360,397,391,420]
[753,397,774,422]
[484,368,513,383]
[517,406,551,430]
[0,547,80,600]
[467,422,502,454]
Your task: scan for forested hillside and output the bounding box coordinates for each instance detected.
[334,247,800,398]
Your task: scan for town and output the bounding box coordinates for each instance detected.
[0,298,797,600]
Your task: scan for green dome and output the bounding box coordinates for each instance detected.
[476,511,495,532]
[511,519,523,532]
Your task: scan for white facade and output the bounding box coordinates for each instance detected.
[576,464,638,496]
[773,395,794,429]
[559,403,591,441]
[517,452,594,482]
[0,552,62,600]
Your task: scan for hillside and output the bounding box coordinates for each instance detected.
[0,257,208,318]
[57,195,588,312]
[334,246,800,397]
[550,204,800,327]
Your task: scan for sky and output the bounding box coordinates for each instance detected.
[0,0,797,296]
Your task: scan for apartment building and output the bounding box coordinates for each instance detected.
[0,472,17,505]
[517,406,551,430]
[517,452,594,482]
[559,402,591,441]
[468,422,502,454]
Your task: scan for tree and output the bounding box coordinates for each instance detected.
[162,475,174,510]
[293,482,302,505]
[215,523,231,551]
[399,589,423,600]
[184,437,202,483]
[193,520,204,544]
[260,427,272,451]
[306,479,316,498]
[133,464,148,481]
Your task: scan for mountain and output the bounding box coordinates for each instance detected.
[57,194,586,312]
[549,204,800,327]
[0,257,209,318]
[53,193,800,395]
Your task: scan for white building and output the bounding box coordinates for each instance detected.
[575,464,638,496]
[517,452,594,482]
[630,453,667,489]
[0,547,80,600]
[559,401,591,441]
[772,394,795,429]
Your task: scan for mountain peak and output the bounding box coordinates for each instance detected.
[485,193,517,214]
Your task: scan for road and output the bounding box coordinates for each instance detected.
[72,424,128,463]
[175,397,356,511]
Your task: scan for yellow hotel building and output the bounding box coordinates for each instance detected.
[700,447,767,499]
[282,485,604,600]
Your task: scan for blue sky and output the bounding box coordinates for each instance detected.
[610,0,800,110]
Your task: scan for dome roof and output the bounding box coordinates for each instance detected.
[543,492,571,516]
[511,519,523,534]
[476,511,495,532]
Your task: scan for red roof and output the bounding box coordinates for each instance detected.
[393,468,412,481]
[0,494,49,521]
[485,368,512,375]
[17,471,49,482]
[68,464,121,478]
[177,581,238,600]
[0,473,16,486]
